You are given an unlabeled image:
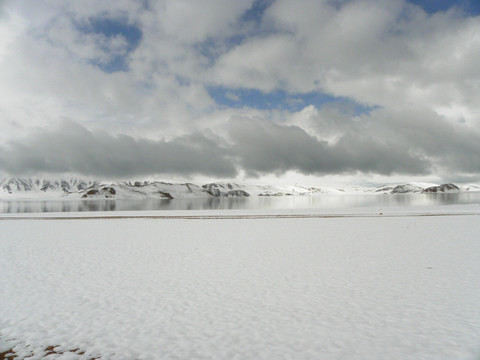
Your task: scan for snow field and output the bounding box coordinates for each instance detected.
[1,214,480,359]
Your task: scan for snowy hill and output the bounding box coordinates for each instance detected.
[74,181,210,200]
[391,184,425,194]
[0,178,476,200]
[0,178,98,199]
[423,183,459,193]
[459,183,480,192]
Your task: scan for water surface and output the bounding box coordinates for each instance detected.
[1,192,480,213]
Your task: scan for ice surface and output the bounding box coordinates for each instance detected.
[1,208,480,359]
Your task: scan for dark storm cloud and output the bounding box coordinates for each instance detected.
[2,111,480,179]
[359,108,480,175]
[225,106,480,178]
[0,120,237,178]
[227,118,431,177]
[390,111,480,173]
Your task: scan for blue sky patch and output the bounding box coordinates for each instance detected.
[408,0,480,15]
[240,0,275,24]
[195,0,275,65]
[79,18,142,73]
[88,18,142,47]
[208,86,376,115]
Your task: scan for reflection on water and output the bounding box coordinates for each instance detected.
[1,192,480,213]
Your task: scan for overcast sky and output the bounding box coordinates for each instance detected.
[1,0,479,184]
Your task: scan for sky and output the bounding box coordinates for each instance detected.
[0,0,480,185]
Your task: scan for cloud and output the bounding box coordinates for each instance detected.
[2,106,480,179]
[0,119,369,178]
[0,0,223,140]
[227,115,431,177]
[0,120,237,178]
[284,104,480,177]
[1,0,480,181]
[210,0,480,125]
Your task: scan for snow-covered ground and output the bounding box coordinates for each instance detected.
[1,207,480,359]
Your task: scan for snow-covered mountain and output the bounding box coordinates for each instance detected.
[76,182,210,200]
[0,178,98,198]
[390,184,425,194]
[0,178,475,200]
[423,183,459,193]
[374,183,461,194]
[459,183,480,192]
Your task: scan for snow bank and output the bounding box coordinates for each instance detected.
[1,212,480,359]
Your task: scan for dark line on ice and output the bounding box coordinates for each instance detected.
[1,213,479,221]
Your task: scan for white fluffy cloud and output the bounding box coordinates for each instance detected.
[213,0,480,125]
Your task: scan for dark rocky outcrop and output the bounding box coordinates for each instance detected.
[202,183,250,197]
[1,178,96,194]
[225,190,250,197]
[158,191,174,199]
[202,183,249,197]
[205,188,222,197]
[422,183,459,193]
[134,181,150,187]
[41,180,56,192]
[375,186,394,193]
[81,186,116,198]
[391,184,423,194]
[61,180,70,192]
[102,186,116,195]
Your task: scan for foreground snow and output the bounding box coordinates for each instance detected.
[1,208,480,359]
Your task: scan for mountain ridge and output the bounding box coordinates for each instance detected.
[0,178,477,200]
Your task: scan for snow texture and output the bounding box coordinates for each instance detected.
[1,208,480,359]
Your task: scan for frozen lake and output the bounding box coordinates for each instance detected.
[1,192,480,213]
[1,208,480,359]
